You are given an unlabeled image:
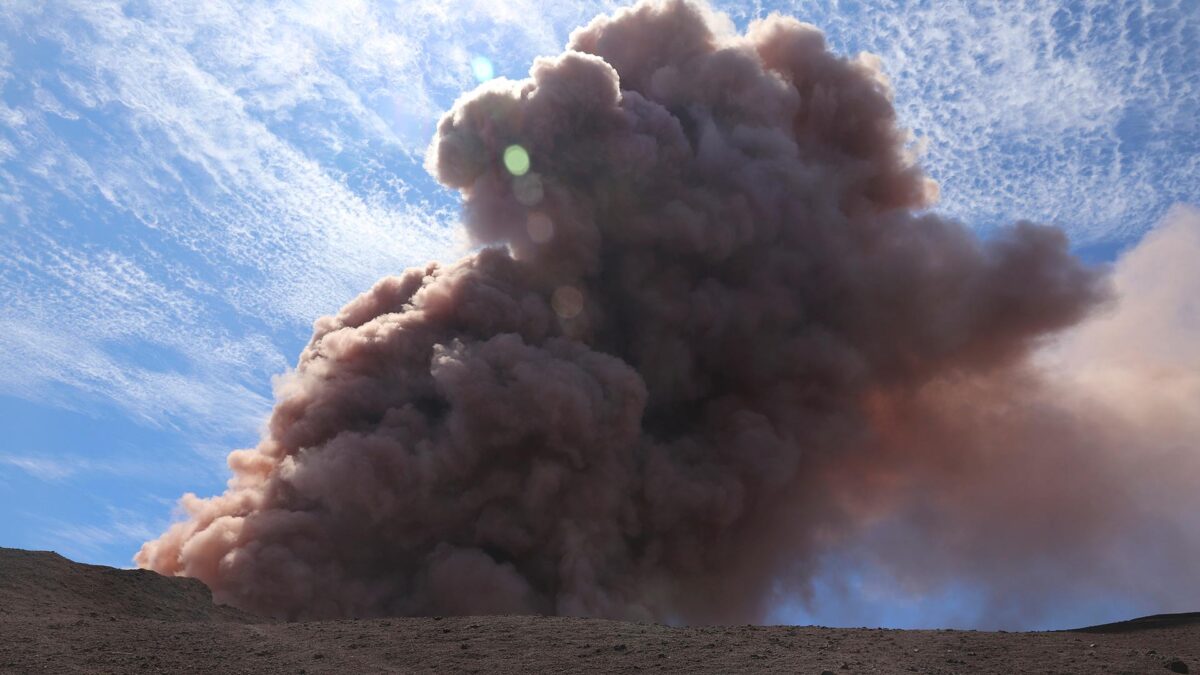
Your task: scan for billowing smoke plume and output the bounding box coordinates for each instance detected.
[813,204,1200,628]
[137,0,1199,625]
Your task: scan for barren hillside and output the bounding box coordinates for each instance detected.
[1,547,1195,674]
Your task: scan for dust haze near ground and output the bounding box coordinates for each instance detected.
[136,0,1200,625]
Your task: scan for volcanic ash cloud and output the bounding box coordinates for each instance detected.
[138,0,1195,624]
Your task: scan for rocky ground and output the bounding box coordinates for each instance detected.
[1,547,1196,674]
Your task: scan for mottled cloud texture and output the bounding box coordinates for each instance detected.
[138,1,1199,624]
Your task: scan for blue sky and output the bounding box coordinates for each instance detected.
[1,0,1197,629]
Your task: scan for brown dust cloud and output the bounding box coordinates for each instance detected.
[138,0,1200,627]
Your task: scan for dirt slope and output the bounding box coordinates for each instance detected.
[0,548,252,623]
[1,547,1195,674]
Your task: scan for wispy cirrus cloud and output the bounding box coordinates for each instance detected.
[6,0,1191,448]
[0,450,216,484]
[0,455,78,482]
[743,0,1199,241]
[0,1,632,445]
[30,506,165,564]
[0,0,1196,625]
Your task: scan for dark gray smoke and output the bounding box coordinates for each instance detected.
[141,0,1194,625]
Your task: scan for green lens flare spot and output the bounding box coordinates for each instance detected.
[470,56,495,83]
[503,144,531,176]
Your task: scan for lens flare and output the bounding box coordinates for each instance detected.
[551,285,584,319]
[470,55,495,83]
[527,212,554,243]
[513,173,544,205]
[463,55,492,82]
[503,144,531,176]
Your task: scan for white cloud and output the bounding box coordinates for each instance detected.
[748,0,1199,241]
[37,506,165,562]
[0,450,218,484]
[0,455,78,482]
[0,0,1194,465]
